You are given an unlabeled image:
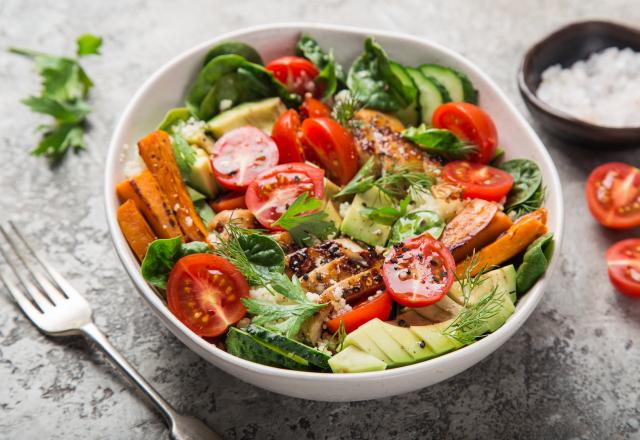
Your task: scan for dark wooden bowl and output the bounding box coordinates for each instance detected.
[518,20,640,147]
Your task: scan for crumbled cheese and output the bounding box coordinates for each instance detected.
[306,292,321,303]
[237,318,251,329]
[339,202,350,218]
[184,216,193,227]
[219,99,233,112]
[173,203,181,212]
[249,286,289,304]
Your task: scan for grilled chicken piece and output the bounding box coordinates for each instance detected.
[413,296,464,323]
[391,310,434,327]
[351,109,440,173]
[286,239,365,278]
[441,199,513,261]
[300,305,332,345]
[269,231,294,253]
[209,209,258,234]
[320,260,384,305]
[300,250,381,293]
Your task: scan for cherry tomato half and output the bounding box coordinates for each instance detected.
[443,160,514,202]
[383,233,456,307]
[167,254,249,337]
[300,95,331,119]
[300,117,359,185]
[271,109,305,163]
[326,291,393,334]
[210,192,247,212]
[245,163,325,229]
[432,102,498,164]
[210,126,279,191]
[265,56,318,95]
[585,162,640,230]
[606,239,640,298]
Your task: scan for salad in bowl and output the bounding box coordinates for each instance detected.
[112,31,556,377]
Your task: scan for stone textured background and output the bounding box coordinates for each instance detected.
[1,1,639,439]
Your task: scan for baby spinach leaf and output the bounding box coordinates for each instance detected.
[141,237,210,289]
[499,159,542,209]
[157,107,191,131]
[237,233,286,277]
[507,185,546,221]
[296,34,345,99]
[388,210,445,244]
[403,125,476,160]
[347,37,415,112]
[203,41,263,66]
[516,233,554,294]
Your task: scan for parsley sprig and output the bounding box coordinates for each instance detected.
[272,192,337,247]
[10,34,102,162]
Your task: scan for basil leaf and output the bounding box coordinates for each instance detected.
[516,233,555,294]
[347,37,415,112]
[388,210,444,244]
[402,125,476,160]
[499,159,543,209]
[140,237,210,289]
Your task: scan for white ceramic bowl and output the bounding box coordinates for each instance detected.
[105,23,564,402]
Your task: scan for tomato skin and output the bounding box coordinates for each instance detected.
[210,126,279,191]
[300,117,359,185]
[432,102,498,164]
[443,160,514,202]
[300,95,331,119]
[585,162,640,230]
[271,110,305,163]
[245,163,325,229]
[326,292,393,334]
[166,254,249,337]
[210,192,246,212]
[383,234,456,307]
[265,56,318,95]
[606,239,640,298]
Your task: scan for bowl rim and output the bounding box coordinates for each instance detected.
[518,19,640,133]
[105,22,564,383]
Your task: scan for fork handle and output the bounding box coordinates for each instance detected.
[80,322,179,425]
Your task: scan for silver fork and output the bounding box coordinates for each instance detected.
[0,222,222,440]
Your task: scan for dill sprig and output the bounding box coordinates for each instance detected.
[332,90,363,128]
[375,167,435,200]
[211,223,265,286]
[454,252,491,306]
[331,320,347,352]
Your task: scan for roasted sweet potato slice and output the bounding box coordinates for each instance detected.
[455,216,548,278]
[138,131,208,243]
[442,199,514,261]
[516,207,548,225]
[117,199,157,261]
[320,260,384,304]
[116,170,182,239]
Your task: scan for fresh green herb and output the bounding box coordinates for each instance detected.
[347,37,416,112]
[141,237,210,289]
[203,41,263,66]
[489,148,505,166]
[330,320,347,352]
[443,286,507,344]
[402,125,476,160]
[453,252,491,306]
[334,156,377,198]
[187,186,215,227]
[271,192,337,247]
[516,233,554,294]
[296,34,346,99]
[157,107,191,131]
[332,90,364,128]
[388,210,444,244]
[241,298,326,339]
[499,159,543,210]
[375,168,435,200]
[506,185,546,221]
[362,194,411,226]
[10,34,102,161]
[171,131,197,177]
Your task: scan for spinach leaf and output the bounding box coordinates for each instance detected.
[141,237,210,289]
[507,184,546,221]
[347,37,415,112]
[499,159,542,209]
[388,210,444,244]
[403,125,476,160]
[186,54,300,120]
[157,107,191,132]
[237,233,285,277]
[203,41,263,66]
[516,233,555,294]
[296,34,345,99]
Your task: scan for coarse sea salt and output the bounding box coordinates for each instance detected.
[536,47,640,128]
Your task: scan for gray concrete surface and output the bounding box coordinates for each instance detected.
[1,1,639,439]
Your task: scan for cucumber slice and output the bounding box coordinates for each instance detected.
[420,64,477,104]
[405,67,450,125]
[390,62,419,126]
[246,324,330,370]
[226,327,310,370]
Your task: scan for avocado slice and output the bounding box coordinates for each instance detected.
[185,148,219,199]
[329,345,387,373]
[353,319,414,367]
[410,320,464,355]
[206,97,286,138]
[413,295,464,323]
[379,320,436,361]
[340,187,393,246]
[344,329,393,364]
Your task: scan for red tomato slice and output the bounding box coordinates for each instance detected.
[383,233,456,307]
[432,102,498,164]
[271,109,305,163]
[300,95,331,119]
[585,162,640,230]
[300,117,359,185]
[443,160,514,202]
[210,192,246,212]
[245,163,325,229]
[265,56,318,95]
[167,254,249,337]
[606,239,640,297]
[326,292,393,334]
[210,126,279,191]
